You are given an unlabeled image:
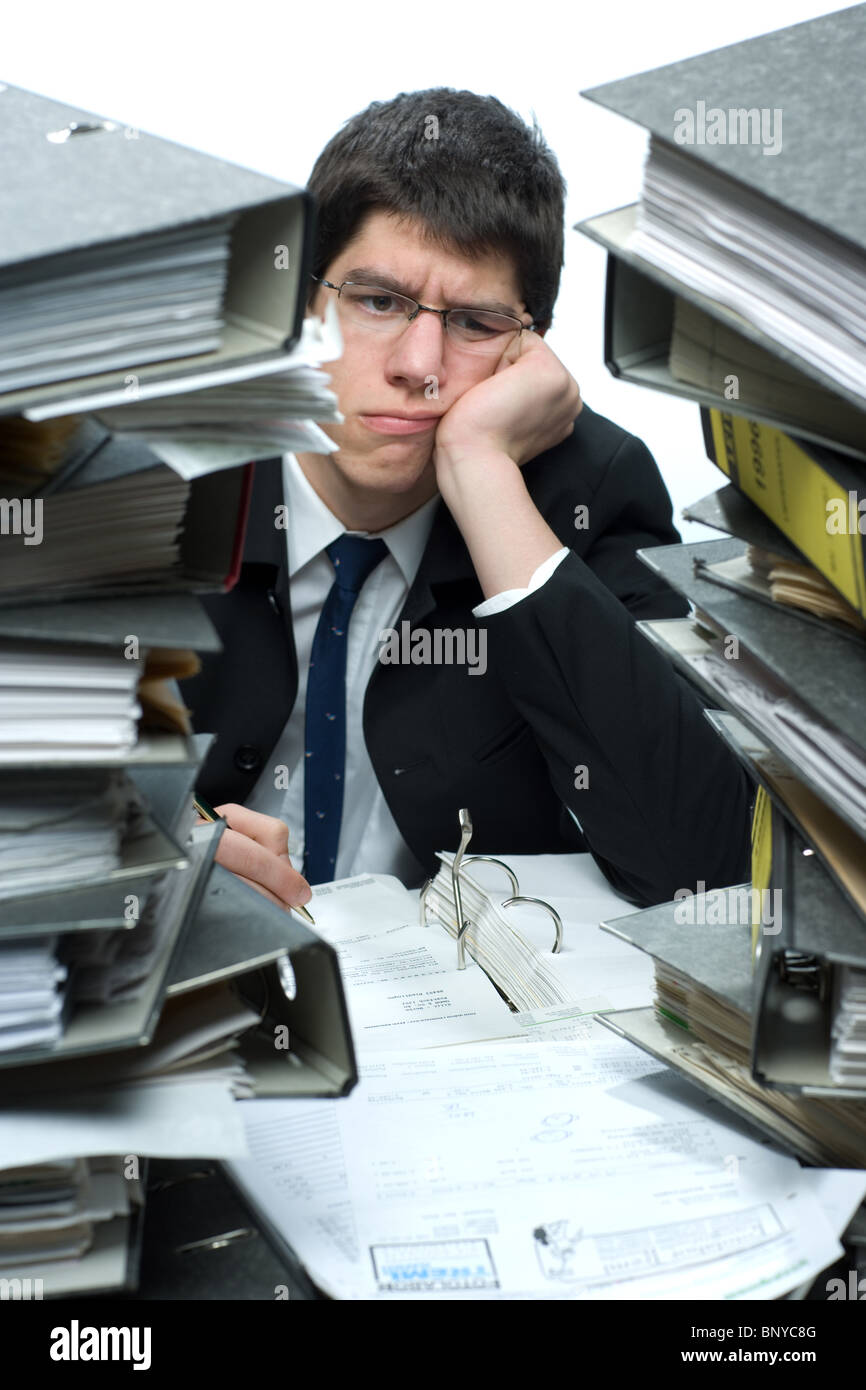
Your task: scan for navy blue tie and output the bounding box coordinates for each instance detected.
[303,535,388,884]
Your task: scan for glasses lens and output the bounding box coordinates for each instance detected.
[445,310,522,354]
[334,284,523,353]
[338,283,413,330]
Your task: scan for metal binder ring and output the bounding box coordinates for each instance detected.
[176,1228,255,1255]
[452,809,474,970]
[418,859,518,928]
[501,896,564,954]
[418,872,467,963]
[419,877,433,926]
[462,856,520,896]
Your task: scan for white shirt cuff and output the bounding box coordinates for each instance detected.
[472,547,570,618]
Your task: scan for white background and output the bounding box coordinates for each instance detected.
[3,0,851,538]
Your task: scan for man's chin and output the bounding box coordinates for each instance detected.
[341,434,437,494]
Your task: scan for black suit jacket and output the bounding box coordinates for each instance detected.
[180,403,752,904]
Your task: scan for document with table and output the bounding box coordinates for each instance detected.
[229,1040,865,1300]
[226,854,866,1299]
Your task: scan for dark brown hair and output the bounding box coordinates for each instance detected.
[306,89,566,331]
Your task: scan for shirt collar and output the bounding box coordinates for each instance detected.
[282,452,440,587]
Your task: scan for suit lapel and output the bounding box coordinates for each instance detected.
[399,496,481,625]
[243,454,298,678]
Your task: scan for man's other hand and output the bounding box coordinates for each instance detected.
[198,803,313,912]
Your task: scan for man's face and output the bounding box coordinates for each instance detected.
[304,209,529,513]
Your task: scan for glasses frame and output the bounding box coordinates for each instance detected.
[311,275,536,345]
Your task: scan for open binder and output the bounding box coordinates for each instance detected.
[419,809,565,1011]
[166,864,356,1098]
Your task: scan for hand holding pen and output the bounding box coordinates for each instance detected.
[193,797,315,925]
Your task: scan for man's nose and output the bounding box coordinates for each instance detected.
[384,309,448,389]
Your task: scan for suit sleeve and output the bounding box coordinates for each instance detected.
[483,430,753,906]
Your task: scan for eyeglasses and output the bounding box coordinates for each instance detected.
[312,276,535,355]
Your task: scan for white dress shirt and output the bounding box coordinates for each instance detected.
[247,452,569,883]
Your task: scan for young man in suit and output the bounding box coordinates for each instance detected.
[181,88,752,914]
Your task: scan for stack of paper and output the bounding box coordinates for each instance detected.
[0,771,128,897]
[0,1157,143,1296]
[63,855,191,1007]
[423,855,652,1015]
[632,138,866,404]
[0,79,349,1301]
[0,951,256,1294]
[831,968,866,1087]
[0,938,66,1052]
[0,221,232,396]
[599,883,866,1165]
[91,306,342,472]
[0,642,142,763]
[229,1040,866,1300]
[88,301,343,478]
[696,547,866,636]
[618,960,866,1169]
[687,643,866,834]
[641,601,866,837]
[4,978,260,1099]
[0,464,190,600]
[654,958,750,1062]
[0,778,211,1066]
[307,874,522,1050]
[668,296,866,454]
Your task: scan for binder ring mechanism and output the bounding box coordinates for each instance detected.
[46,120,120,143]
[419,808,563,970]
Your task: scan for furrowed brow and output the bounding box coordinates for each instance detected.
[342,267,521,318]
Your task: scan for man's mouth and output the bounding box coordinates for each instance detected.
[358,413,441,436]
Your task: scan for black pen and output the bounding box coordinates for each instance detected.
[193,795,316,926]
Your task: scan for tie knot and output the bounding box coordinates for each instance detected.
[326,534,388,594]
